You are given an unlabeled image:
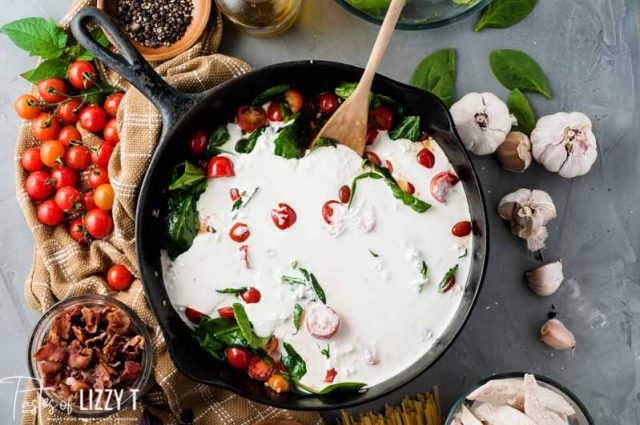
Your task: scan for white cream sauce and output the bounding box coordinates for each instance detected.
[162,117,473,390]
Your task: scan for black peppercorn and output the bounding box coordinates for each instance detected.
[116,0,194,48]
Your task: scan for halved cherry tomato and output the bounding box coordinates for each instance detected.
[452,221,472,237]
[94,183,115,210]
[187,130,208,156]
[241,287,261,304]
[324,368,337,383]
[229,222,250,243]
[441,275,456,293]
[247,355,275,382]
[104,93,124,118]
[25,171,54,200]
[79,105,107,133]
[207,156,234,178]
[318,92,339,115]
[81,191,98,211]
[107,264,133,291]
[88,167,110,189]
[230,188,241,202]
[103,118,119,145]
[21,147,43,172]
[40,140,65,168]
[57,99,83,124]
[263,336,279,355]
[267,101,284,122]
[267,374,290,393]
[54,186,80,211]
[226,347,251,370]
[338,185,351,204]
[32,113,60,142]
[67,61,96,90]
[397,179,415,195]
[239,245,250,268]
[322,200,341,225]
[306,304,340,339]
[38,79,67,103]
[58,126,82,147]
[37,200,64,226]
[369,106,394,131]
[91,143,114,168]
[385,160,394,173]
[69,218,89,244]
[416,148,435,169]
[430,171,459,203]
[83,209,113,239]
[271,203,297,230]
[50,166,78,189]
[284,89,303,113]
[236,106,267,133]
[366,127,378,146]
[65,145,91,171]
[365,151,381,167]
[15,94,41,120]
[218,306,235,319]
[185,307,205,324]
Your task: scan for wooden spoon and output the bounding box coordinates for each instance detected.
[312,0,406,156]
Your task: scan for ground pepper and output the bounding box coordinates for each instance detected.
[117,0,194,48]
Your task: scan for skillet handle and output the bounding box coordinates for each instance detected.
[71,7,199,128]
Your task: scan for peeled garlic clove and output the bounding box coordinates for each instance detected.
[450,92,512,155]
[531,112,598,178]
[496,132,532,172]
[498,189,557,251]
[526,261,563,296]
[540,319,576,350]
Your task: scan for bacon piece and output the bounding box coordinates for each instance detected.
[106,309,131,335]
[67,348,93,370]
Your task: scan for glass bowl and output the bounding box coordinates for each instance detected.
[445,372,594,425]
[27,294,153,417]
[335,0,492,30]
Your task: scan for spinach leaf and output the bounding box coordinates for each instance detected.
[410,48,456,107]
[389,116,421,141]
[294,380,367,395]
[216,287,248,295]
[231,187,259,218]
[335,82,358,100]
[251,84,291,107]
[282,275,307,286]
[489,49,552,99]
[421,261,428,280]
[320,344,330,359]
[20,58,68,83]
[348,172,383,208]
[282,342,307,381]
[166,192,200,259]
[438,265,459,292]
[0,17,67,59]
[335,82,403,114]
[344,0,390,15]
[300,268,326,304]
[235,126,267,154]
[274,119,305,159]
[231,303,271,350]
[507,89,536,135]
[369,249,379,258]
[313,137,337,149]
[193,317,249,361]
[204,125,231,157]
[293,304,303,333]
[168,162,207,194]
[376,166,431,213]
[474,0,538,32]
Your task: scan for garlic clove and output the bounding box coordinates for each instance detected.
[498,189,557,251]
[526,261,564,296]
[540,319,576,350]
[496,132,532,173]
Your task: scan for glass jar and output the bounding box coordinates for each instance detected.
[215,0,302,37]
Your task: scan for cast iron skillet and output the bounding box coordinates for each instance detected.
[71,7,488,410]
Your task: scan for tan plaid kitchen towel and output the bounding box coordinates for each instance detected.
[16,1,323,424]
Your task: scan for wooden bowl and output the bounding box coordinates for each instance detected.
[97,0,211,61]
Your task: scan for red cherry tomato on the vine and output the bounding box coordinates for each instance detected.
[79,105,107,133]
[218,306,235,319]
[81,191,98,211]
[91,143,114,168]
[107,264,133,291]
[21,147,43,172]
[65,145,91,171]
[284,89,303,113]
[322,200,341,225]
[417,148,435,169]
[15,94,41,120]
[88,167,110,189]
[69,218,89,244]
[369,106,394,131]
[104,93,124,118]
[103,118,119,145]
[229,222,250,243]
[226,347,251,370]
[83,208,113,239]
[37,79,67,103]
[318,92,339,115]
[240,287,262,304]
[67,61,96,90]
[338,185,351,204]
[452,221,472,237]
[271,203,297,230]
[187,129,208,156]
[40,140,65,168]
[50,166,78,189]
[207,156,234,178]
[57,99,83,124]
[58,126,82,147]
[247,355,275,382]
[236,105,267,133]
[37,200,64,226]
[25,171,54,200]
[32,113,60,142]
[185,307,205,324]
[267,101,284,122]
[54,186,80,211]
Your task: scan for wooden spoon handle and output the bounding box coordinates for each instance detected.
[358,0,406,92]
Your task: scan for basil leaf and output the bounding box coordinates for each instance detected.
[235,126,266,154]
[282,342,307,381]
[216,287,248,295]
[438,265,459,292]
[348,171,383,208]
[20,58,68,83]
[474,0,538,32]
[293,304,303,333]
[168,161,207,193]
[274,119,305,159]
[231,303,271,350]
[343,0,390,15]
[300,268,326,304]
[166,192,200,259]
[204,125,231,157]
[489,49,552,99]
[313,137,337,149]
[0,17,67,59]
[252,84,291,107]
[507,89,536,135]
[389,116,421,141]
[410,48,456,107]
[294,380,367,395]
[376,166,431,213]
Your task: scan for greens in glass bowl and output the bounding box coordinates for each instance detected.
[336,0,493,30]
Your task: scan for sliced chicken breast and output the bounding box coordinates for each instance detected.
[524,374,570,425]
[471,402,538,425]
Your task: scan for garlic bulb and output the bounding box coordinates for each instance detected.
[540,319,576,350]
[450,92,512,155]
[496,132,532,172]
[530,112,597,178]
[526,261,563,296]
[498,189,556,251]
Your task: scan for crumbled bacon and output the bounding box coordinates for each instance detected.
[67,348,93,370]
[120,361,141,382]
[82,307,98,334]
[106,309,131,335]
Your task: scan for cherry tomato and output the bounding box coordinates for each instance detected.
[69,218,89,244]
[324,368,337,383]
[398,179,415,195]
[50,166,78,189]
[187,130,208,156]
[91,143,114,168]
[207,156,234,178]
[365,151,381,167]
[369,106,394,131]
[218,306,235,319]
[21,147,43,172]
[229,222,250,243]
[284,89,303,113]
[83,208,113,239]
[267,101,284,122]
[39,140,65,168]
[225,347,251,370]
[94,183,115,210]
[15,94,41,119]
[81,191,98,211]
[239,244,250,268]
[32,113,60,142]
[88,167,110,189]
[271,203,297,230]
[430,171,459,203]
[67,61,96,90]
[104,93,124,118]
[366,127,378,146]
[65,146,91,171]
[267,374,290,393]
[303,97,317,117]
[240,287,261,304]
[107,264,133,291]
[452,221,472,237]
[385,160,394,173]
[306,304,340,339]
[79,105,107,133]
[338,185,351,204]
[57,99,83,124]
[37,79,67,103]
[103,118,119,145]
[263,336,279,355]
[318,92,339,115]
[322,200,341,225]
[54,186,80,211]
[58,126,82,147]
[247,355,275,382]
[185,307,205,324]
[417,148,435,169]
[37,200,64,226]
[236,106,267,133]
[230,188,241,202]
[25,171,54,200]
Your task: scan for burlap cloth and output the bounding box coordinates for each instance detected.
[16,1,323,424]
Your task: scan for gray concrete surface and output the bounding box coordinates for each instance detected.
[1,0,639,423]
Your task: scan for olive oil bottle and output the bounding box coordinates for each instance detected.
[215,0,302,37]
